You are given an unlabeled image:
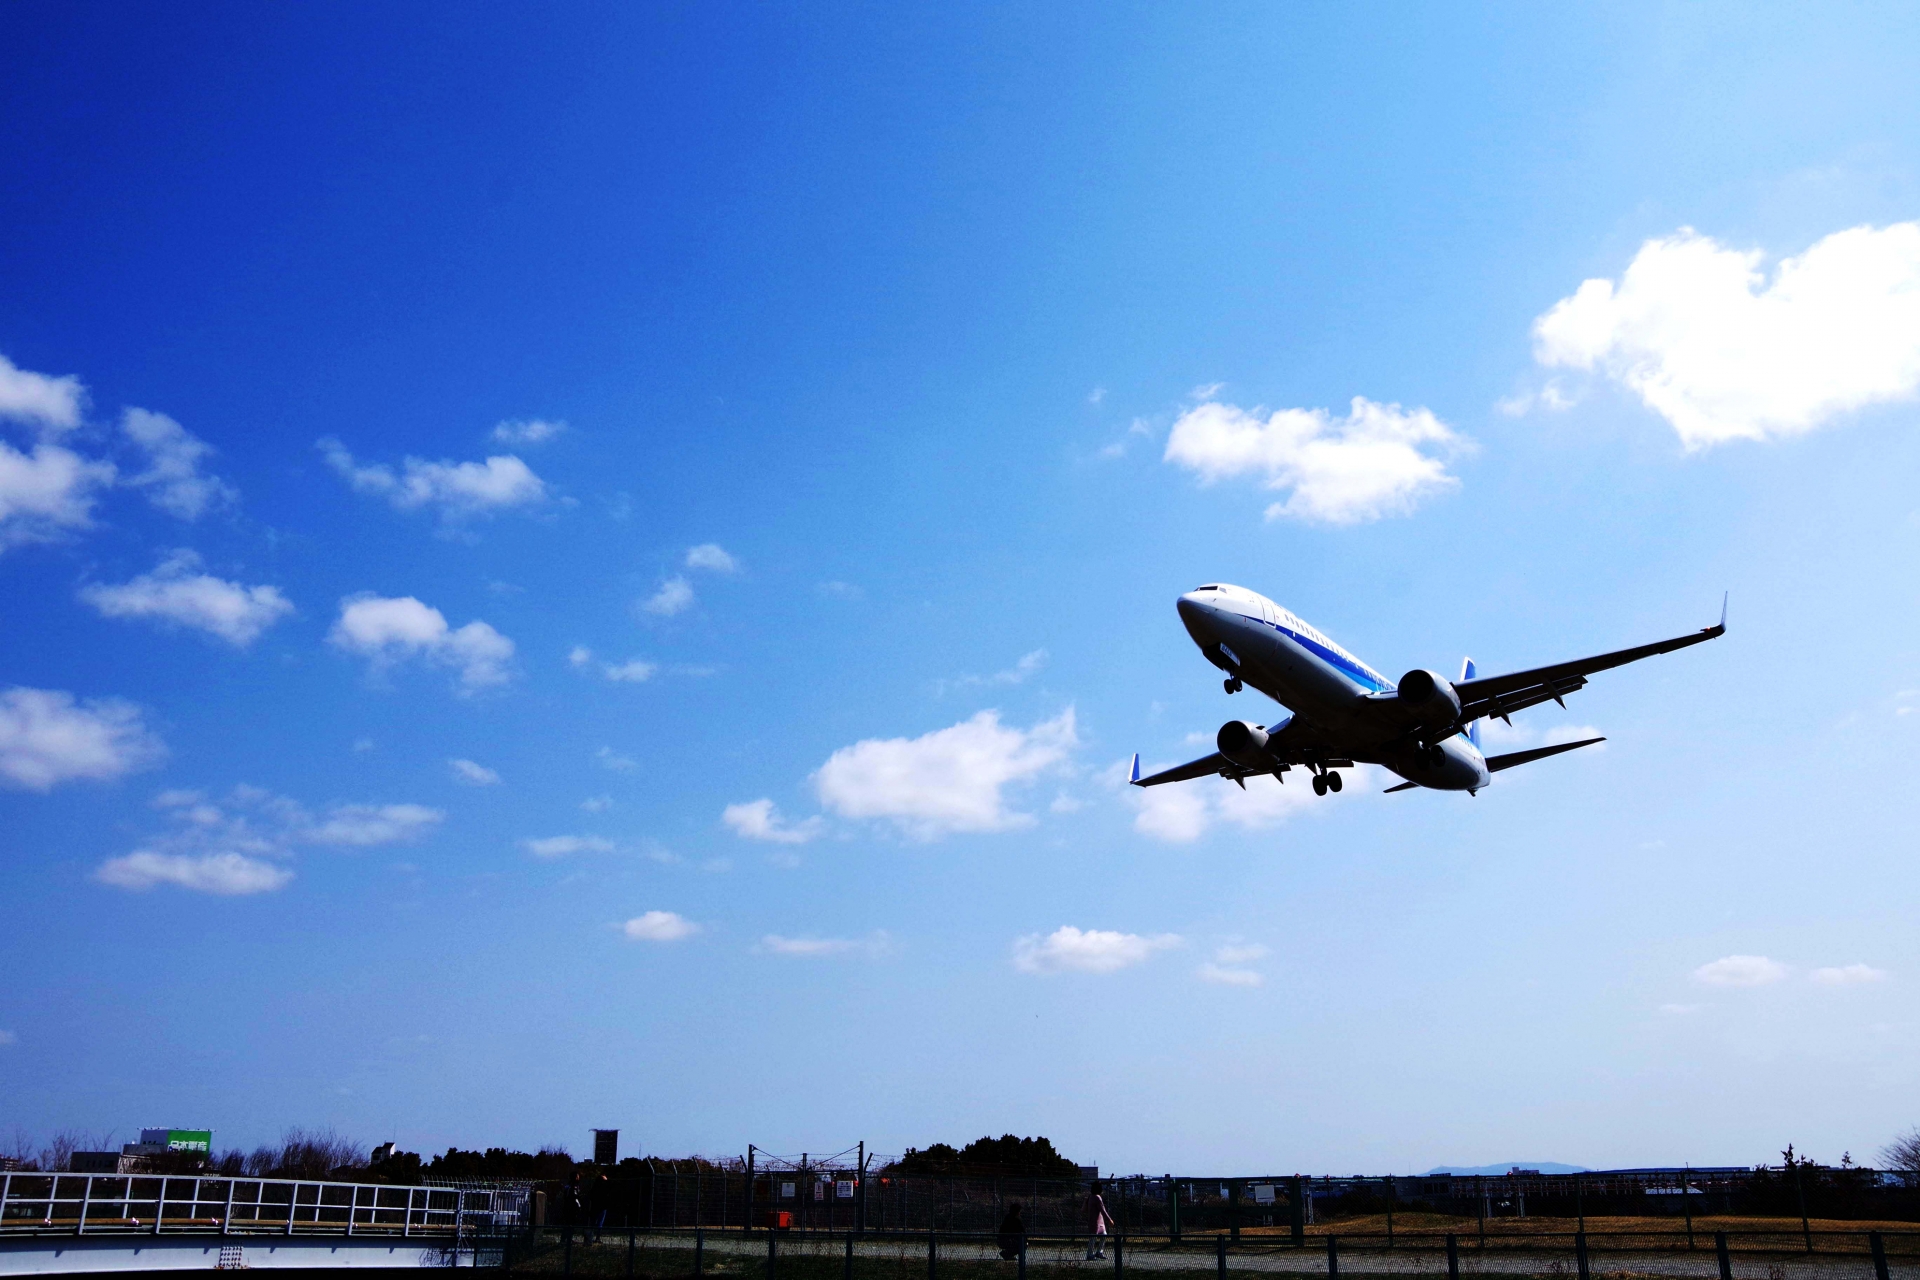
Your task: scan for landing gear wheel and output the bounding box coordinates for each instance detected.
[1326,771,1343,793]
[1311,774,1328,797]
[1223,677,1241,694]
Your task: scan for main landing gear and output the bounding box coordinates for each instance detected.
[1311,770,1343,797]
[1223,676,1243,694]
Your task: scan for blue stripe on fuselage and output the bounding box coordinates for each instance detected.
[1254,616,1390,693]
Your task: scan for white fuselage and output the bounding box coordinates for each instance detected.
[1177,584,1492,791]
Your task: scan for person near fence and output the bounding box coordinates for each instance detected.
[560,1173,582,1242]
[1085,1184,1115,1261]
[587,1172,609,1243]
[998,1202,1027,1260]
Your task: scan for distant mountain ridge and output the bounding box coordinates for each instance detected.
[1424,1163,1590,1176]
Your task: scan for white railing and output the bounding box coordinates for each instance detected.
[0,1172,529,1238]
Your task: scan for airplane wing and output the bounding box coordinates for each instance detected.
[1129,752,1234,787]
[1453,597,1725,725]
[1484,736,1606,772]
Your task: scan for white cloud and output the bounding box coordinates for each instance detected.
[79,551,292,646]
[328,594,514,690]
[0,1029,15,1047]
[523,834,615,858]
[1533,223,1920,448]
[304,803,443,846]
[1088,387,1107,405]
[581,794,613,812]
[121,408,237,520]
[0,687,164,791]
[1127,757,1373,843]
[1164,397,1464,524]
[1693,954,1790,987]
[603,658,658,683]
[761,935,852,957]
[93,785,437,896]
[813,708,1077,840]
[95,850,292,896]
[0,438,115,550]
[758,932,893,958]
[596,746,637,772]
[1197,941,1268,986]
[685,543,738,573]
[642,576,695,616]
[818,581,864,600]
[722,798,822,844]
[623,910,699,942]
[490,419,565,446]
[1197,963,1264,987]
[569,646,593,668]
[449,758,501,786]
[939,649,1048,693]
[0,353,85,431]
[1810,963,1889,986]
[1013,926,1181,975]
[319,438,547,518]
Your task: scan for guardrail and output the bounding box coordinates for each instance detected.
[0,1172,527,1239]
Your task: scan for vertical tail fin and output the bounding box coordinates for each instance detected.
[1459,657,1480,749]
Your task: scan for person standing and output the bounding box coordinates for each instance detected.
[997,1202,1027,1261]
[1085,1183,1115,1261]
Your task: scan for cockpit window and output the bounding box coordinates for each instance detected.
[1195,585,1221,592]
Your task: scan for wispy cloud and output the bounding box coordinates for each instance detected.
[449,758,501,786]
[121,408,237,520]
[722,798,822,844]
[0,687,165,791]
[685,543,739,573]
[80,551,292,647]
[758,931,893,959]
[319,437,547,520]
[623,910,699,942]
[936,649,1048,694]
[1692,954,1789,987]
[1810,963,1888,986]
[641,576,694,617]
[522,835,616,859]
[489,419,565,446]
[1012,926,1180,975]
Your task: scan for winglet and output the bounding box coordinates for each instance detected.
[1128,752,1141,786]
[1718,591,1728,632]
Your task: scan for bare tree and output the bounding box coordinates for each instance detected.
[37,1130,114,1174]
[3,1127,38,1170]
[268,1128,365,1179]
[1882,1128,1920,1174]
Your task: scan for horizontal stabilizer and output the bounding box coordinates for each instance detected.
[1382,780,1419,794]
[1484,736,1606,773]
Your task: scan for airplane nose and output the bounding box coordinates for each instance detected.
[1176,592,1213,641]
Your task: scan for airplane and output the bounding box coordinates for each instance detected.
[1129,583,1725,797]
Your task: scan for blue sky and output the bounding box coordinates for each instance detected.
[5,1,1920,1174]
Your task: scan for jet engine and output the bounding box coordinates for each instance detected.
[1216,720,1273,770]
[1396,668,1462,726]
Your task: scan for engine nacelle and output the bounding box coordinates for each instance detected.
[1216,720,1271,769]
[1396,668,1462,725]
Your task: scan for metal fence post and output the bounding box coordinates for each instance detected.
[844,1231,853,1280]
[1871,1231,1890,1280]
[767,1231,777,1280]
[1018,1241,1027,1280]
[928,1232,937,1280]
[1575,1230,1589,1280]
[1714,1231,1731,1280]
[1217,1233,1228,1280]
[1114,1234,1124,1279]
[1682,1166,1694,1249]
[1446,1233,1459,1280]
[698,1228,706,1277]
[1326,1234,1339,1279]
[1289,1177,1305,1247]
[626,1227,635,1279]
[564,1224,573,1276]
